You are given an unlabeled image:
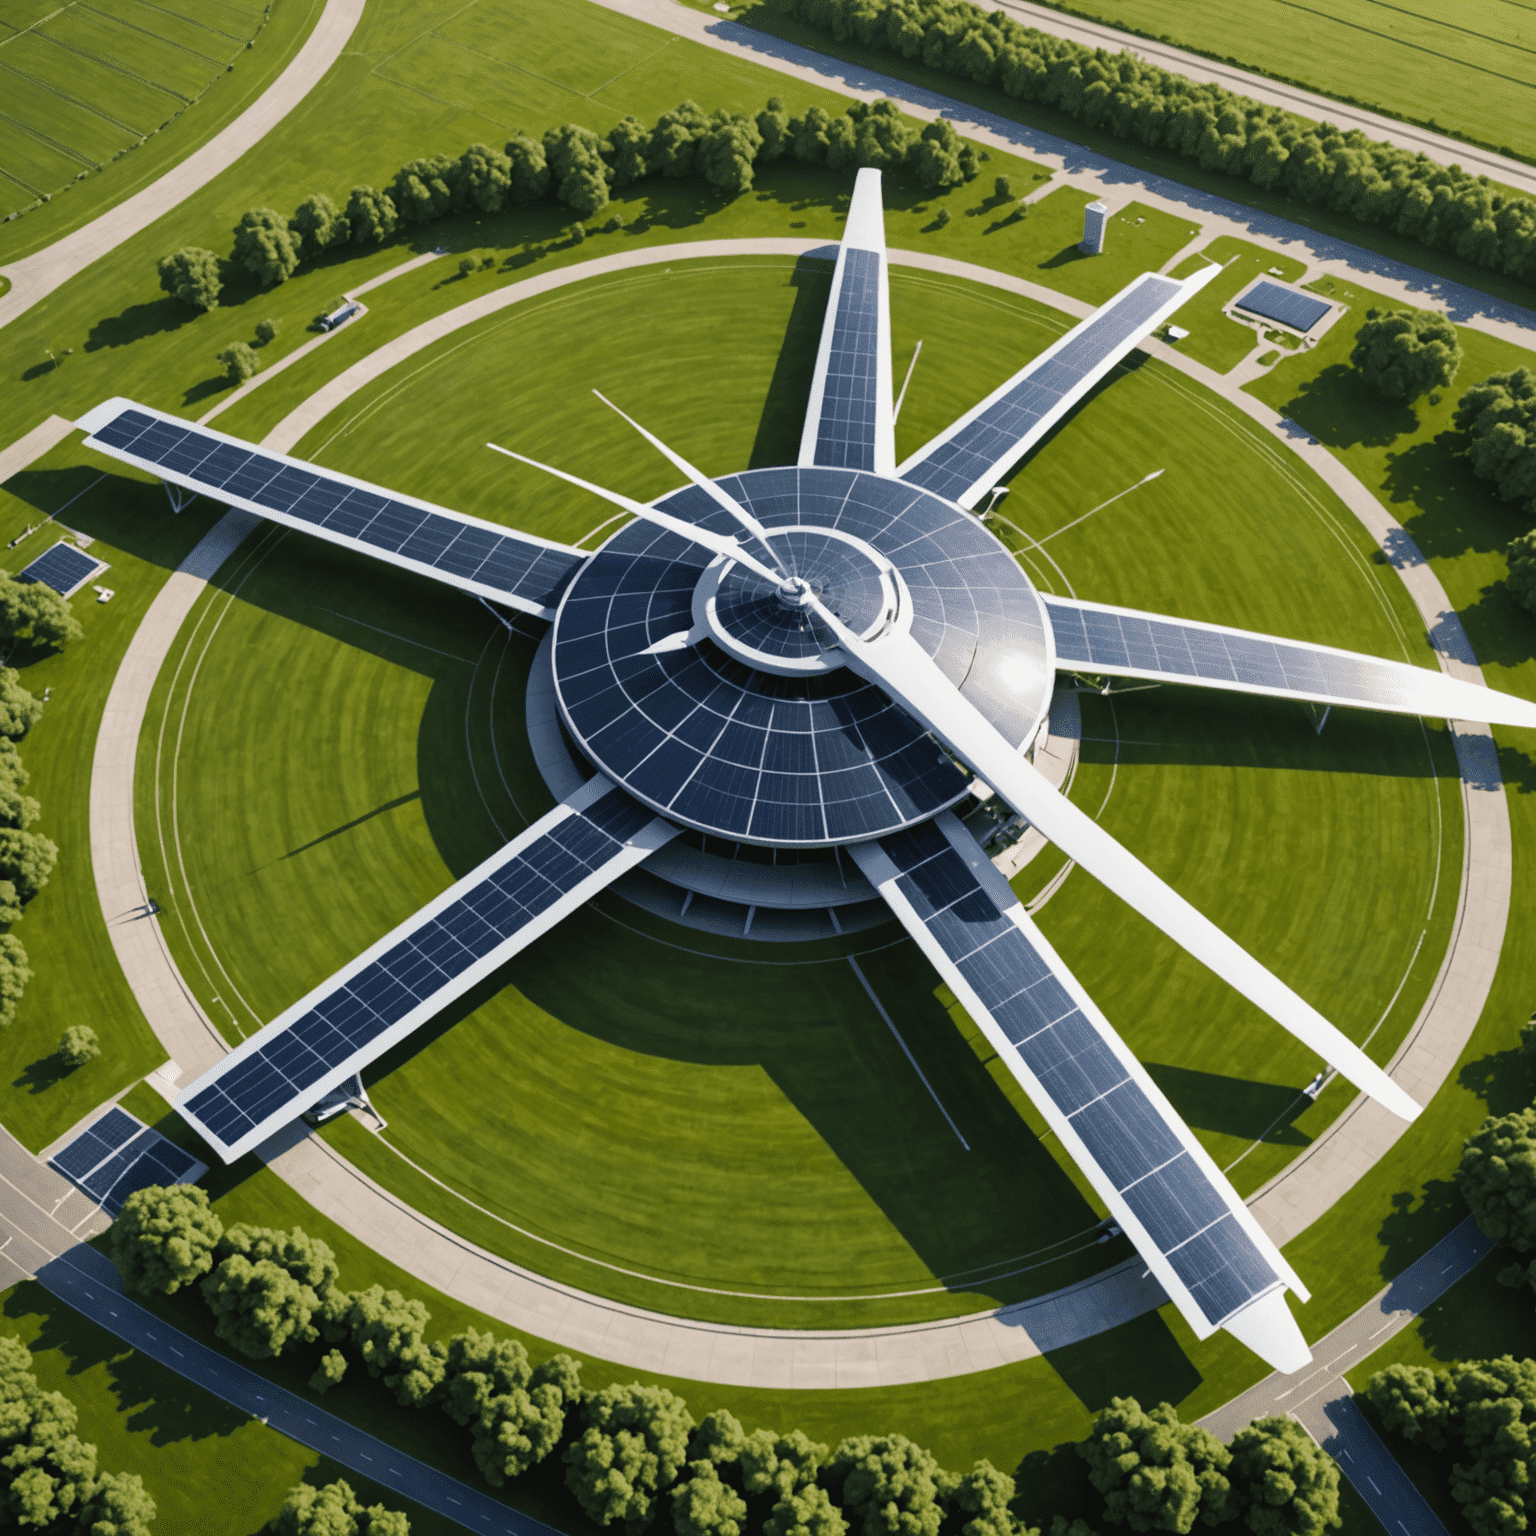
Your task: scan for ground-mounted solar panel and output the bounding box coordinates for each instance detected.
[17,540,107,598]
[47,1106,140,1182]
[847,811,1307,1343]
[1233,280,1331,334]
[1041,595,1536,728]
[799,167,894,476]
[176,777,681,1163]
[75,399,587,618]
[899,269,1216,509]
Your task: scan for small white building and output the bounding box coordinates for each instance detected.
[1081,200,1109,255]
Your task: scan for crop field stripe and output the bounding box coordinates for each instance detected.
[106,0,252,45]
[32,29,192,100]
[72,1,228,67]
[0,58,146,137]
[0,105,95,166]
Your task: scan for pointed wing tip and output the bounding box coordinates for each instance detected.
[1224,1289,1312,1374]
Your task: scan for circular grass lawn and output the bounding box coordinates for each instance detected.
[138,259,1463,1331]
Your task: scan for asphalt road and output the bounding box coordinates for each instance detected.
[0,1126,561,1536]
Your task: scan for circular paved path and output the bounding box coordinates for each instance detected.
[89,239,1511,1388]
[0,0,366,331]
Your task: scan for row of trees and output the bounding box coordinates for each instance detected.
[110,1185,1340,1536]
[156,94,982,307]
[0,1333,156,1534]
[0,568,76,1035]
[273,1479,407,1536]
[785,0,1536,283]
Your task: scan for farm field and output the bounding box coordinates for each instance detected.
[0,0,271,219]
[1019,0,1536,163]
[129,260,1459,1333]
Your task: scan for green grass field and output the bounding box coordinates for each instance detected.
[1018,0,1536,164]
[0,0,272,219]
[1167,235,1307,373]
[0,1276,469,1536]
[127,260,1461,1337]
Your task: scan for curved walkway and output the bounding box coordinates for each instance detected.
[0,0,366,332]
[88,240,1511,1389]
[597,0,1536,346]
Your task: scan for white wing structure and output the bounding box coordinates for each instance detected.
[799,166,896,476]
[1044,594,1536,729]
[75,400,585,617]
[898,265,1220,509]
[81,166,1531,1377]
[848,812,1310,1370]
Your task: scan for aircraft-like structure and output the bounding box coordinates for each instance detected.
[78,170,1536,1373]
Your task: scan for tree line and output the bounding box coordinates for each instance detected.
[785,0,1536,287]
[0,1331,156,1534]
[111,1184,1341,1536]
[155,93,982,313]
[0,568,80,1056]
[1365,1015,1536,1535]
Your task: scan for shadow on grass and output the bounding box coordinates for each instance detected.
[750,255,829,468]
[1143,1064,1311,1147]
[1376,1181,1468,1280]
[1273,365,1418,449]
[10,1049,74,1094]
[1458,1037,1536,1115]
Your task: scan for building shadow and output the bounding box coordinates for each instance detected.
[1143,1064,1311,1147]
[750,255,832,468]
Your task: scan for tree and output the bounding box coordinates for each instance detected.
[110,1183,223,1295]
[672,1463,748,1536]
[934,207,952,229]
[202,1255,321,1359]
[1507,529,1536,615]
[336,1286,443,1406]
[1226,1417,1340,1536]
[1350,307,1462,400]
[1459,1106,1536,1250]
[345,186,398,245]
[503,133,550,202]
[389,155,459,224]
[254,318,280,345]
[763,1485,847,1536]
[606,116,652,186]
[0,571,83,649]
[845,99,916,170]
[994,175,1015,201]
[0,1337,100,1532]
[648,102,710,179]
[1077,1399,1231,1533]
[564,1382,695,1531]
[790,106,834,164]
[698,111,763,195]
[0,935,31,1028]
[310,1350,347,1393]
[756,99,791,162]
[157,247,222,311]
[218,342,260,384]
[58,1025,99,1068]
[1454,368,1536,514]
[1366,1364,1454,1452]
[468,1353,582,1486]
[289,193,348,258]
[232,208,300,286]
[951,1460,1020,1536]
[77,1469,157,1536]
[740,1428,825,1499]
[690,1410,747,1470]
[0,827,56,907]
[827,1434,959,1536]
[544,124,611,218]
[458,142,513,212]
[272,1478,409,1536]
[0,740,38,829]
[440,1329,532,1424]
[458,256,477,278]
[0,669,41,741]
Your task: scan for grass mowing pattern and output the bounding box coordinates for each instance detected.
[132,262,1461,1331]
[0,0,271,218]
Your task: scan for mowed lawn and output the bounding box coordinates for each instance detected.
[134,263,1460,1331]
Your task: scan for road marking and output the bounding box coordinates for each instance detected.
[1369,1478,1382,1494]
[171,1347,184,1356]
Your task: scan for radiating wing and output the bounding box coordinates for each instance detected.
[76,399,585,618]
[898,266,1219,509]
[177,778,678,1163]
[798,166,895,476]
[1045,595,1536,730]
[848,811,1311,1371]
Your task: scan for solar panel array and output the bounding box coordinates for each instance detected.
[1234,280,1331,334]
[812,248,882,472]
[902,276,1181,507]
[875,818,1280,1330]
[1045,597,1433,710]
[49,1107,201,1216]
[180,786,660,1155]
[553,466,1052,846]
[17,541,104,597]
[84,406,584,612]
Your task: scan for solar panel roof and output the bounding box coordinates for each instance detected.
[179,784,667,1158]
[82,405,584,615]
[551,466,1053,847]
[902,275,1181,507]
[48,1110,204,1214]
[1234,280,1331,334]
[48,1106,139,1181]
[868,817,1285,1331]
[18,541,104,598]
[812,247,882,472]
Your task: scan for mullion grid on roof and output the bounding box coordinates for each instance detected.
[815,248,882,471]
